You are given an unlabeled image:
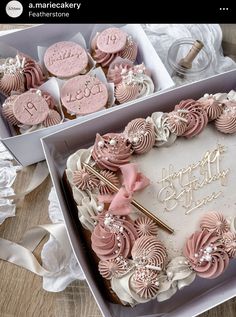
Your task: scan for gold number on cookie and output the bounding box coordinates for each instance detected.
[24,102,37,116]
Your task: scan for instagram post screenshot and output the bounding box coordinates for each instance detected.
[0,1,235,317]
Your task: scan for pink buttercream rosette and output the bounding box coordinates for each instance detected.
[200,211,230,235]
[184,230,229,279]
[174,99,208,138]
[91,212,138,260]
[92,133,133,172]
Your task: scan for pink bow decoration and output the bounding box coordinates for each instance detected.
[99,163,150,215]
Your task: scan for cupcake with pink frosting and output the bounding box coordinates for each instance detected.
[1,88,62,134]
[0,53,45,97]
[114,63,154,104]
[91,27,138,68]
[60,74,109,120]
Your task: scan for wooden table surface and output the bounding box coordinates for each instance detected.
[0,24,235,317]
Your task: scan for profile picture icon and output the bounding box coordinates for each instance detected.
[6,1,23,18]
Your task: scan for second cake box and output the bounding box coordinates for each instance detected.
[0,24,174,166]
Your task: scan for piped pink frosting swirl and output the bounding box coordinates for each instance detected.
[42,109,62,127]
[2,95,19,125]
[167,110,188,136]
[222,231,236,258]
[131,236,167,269]
[215,101,236,134]
[130,268,160,299]
[92,133,132,172]
[93,49,119,67]
[107,62,133,85]
[174,99,208,138]
[21,54,45,89]
[119,36,138,62]
[199,95,223,121]
[0,71,25,96]
[98,170,120,195]
[72,169,99,191]
[91,213,138,260]
[124,118,156,154]
[98,257,131,279]
[184,230,229,279]
[115,82,140,104]
[200,211,229,235]
[92,33,138,67]
[134,216,159,237]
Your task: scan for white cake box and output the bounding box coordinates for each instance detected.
[0,24,174,166]
[42,69,236,317]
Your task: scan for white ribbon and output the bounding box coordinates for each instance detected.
[0,223,72,277]
[0,152,84,290]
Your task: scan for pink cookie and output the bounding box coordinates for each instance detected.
[61,75,108,115]
[13,91,50,125]
[44,41,89,78]
[96,28,127,54]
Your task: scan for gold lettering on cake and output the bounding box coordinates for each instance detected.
[157,144,230,214]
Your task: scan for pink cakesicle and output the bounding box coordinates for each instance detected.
[13,91,50,125]
[61,75,108,116]
[96,28,127,54]
[44,41,89,78]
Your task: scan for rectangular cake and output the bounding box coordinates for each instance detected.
[64,90,236,307]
